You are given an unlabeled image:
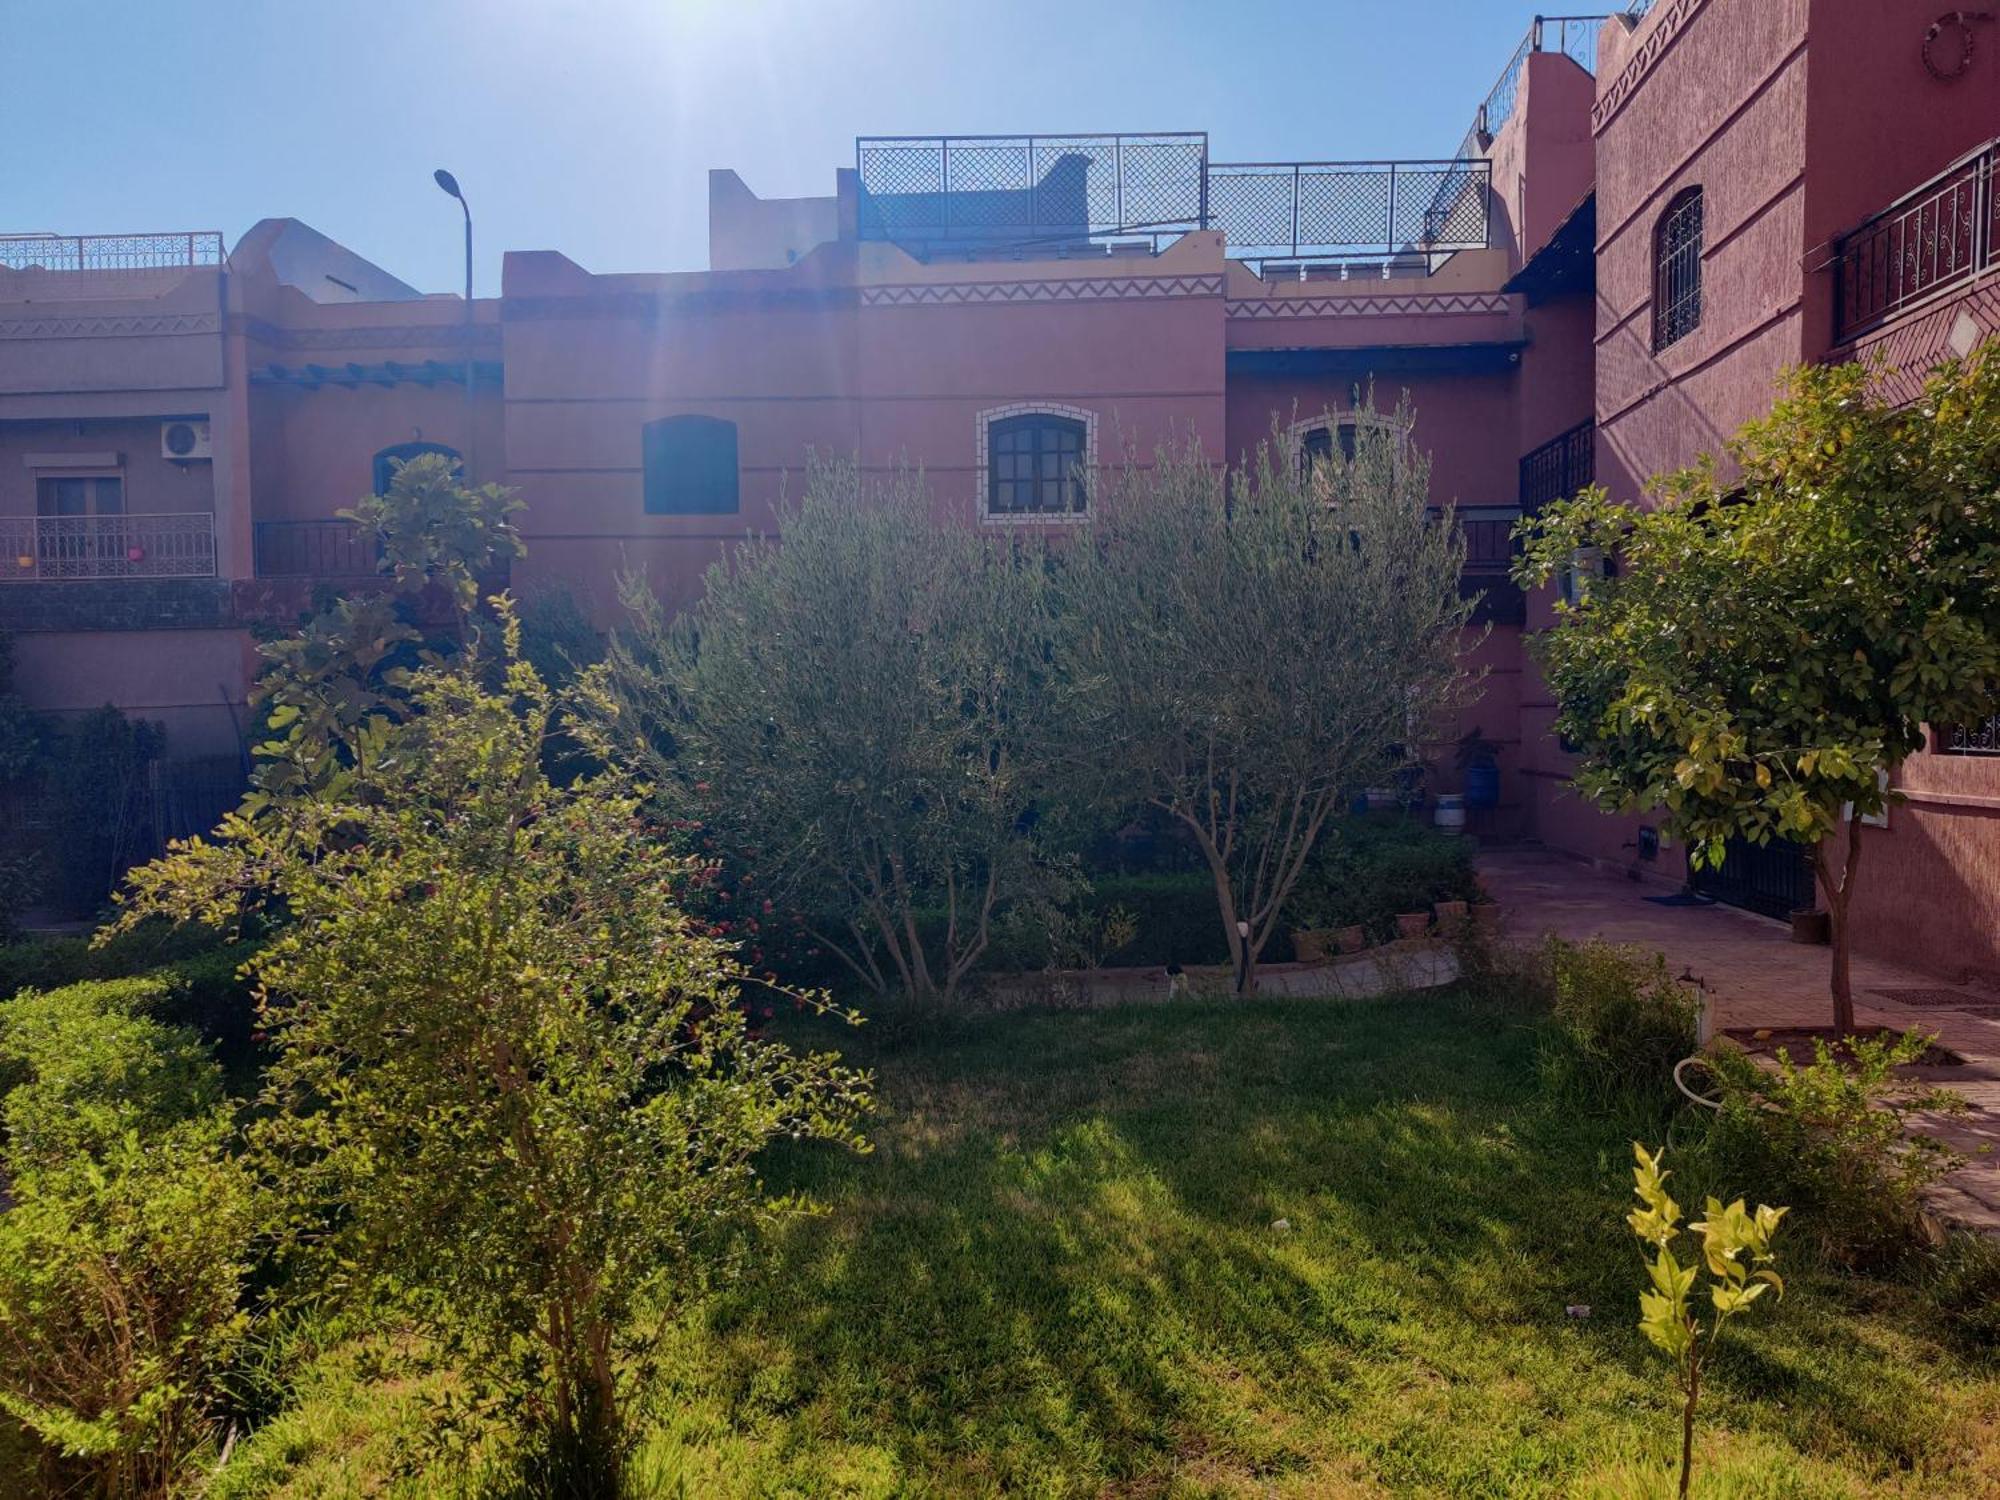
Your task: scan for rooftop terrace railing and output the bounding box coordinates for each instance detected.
[1833,136,1998,342]
[1455,15,1611,161]
[1207,160,1491,269]
[0,231,226,273]
[855,134,1491,268]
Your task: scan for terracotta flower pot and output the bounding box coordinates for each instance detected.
[1293,928,1331,963]
[1433,899,1469,931]
[1396,911,1431,940]
[1471,901,1503,929]
[1336,924,1368,954]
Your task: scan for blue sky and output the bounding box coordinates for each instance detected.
[8,1,1551,293]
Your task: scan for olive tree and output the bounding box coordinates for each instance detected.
[1517,352,2000,1031]
[598,457,1070,1003]
[1063,408,1476,993]
[110,613,872,1495]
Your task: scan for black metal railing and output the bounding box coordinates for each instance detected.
[1457,15,1611,161]
[1436,506,1524,573]
[1834,137,1998,342]
[1207,160,1490,266]
[1691,835,1818,920]
[0,231,226,272]
[253,520,381,579]
[854,133,1492,267]
[1520,419,1595,512]
[1942,714,2000,755]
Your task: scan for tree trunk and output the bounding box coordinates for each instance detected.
[1817,808,1865,1035]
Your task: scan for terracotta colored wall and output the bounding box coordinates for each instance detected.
[1801,0,2000,354]
[1223,370,1518,506]
[8,627,251,758]
[0,418,217,518]
[502,241,1229,619]
[248,382,504,525]
[1593,0,1811,502]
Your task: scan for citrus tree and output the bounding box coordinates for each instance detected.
[1517,352,2000,1031]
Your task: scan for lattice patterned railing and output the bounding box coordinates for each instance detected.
[0,232,225,273]
[1206,160,1490,264]
[1,514,218,581]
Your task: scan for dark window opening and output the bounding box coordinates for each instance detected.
[36,475,123,517]
[1653,187,1704,352]
[643,416,740,515]
[372,441,461,495]
[987,414,1086,516]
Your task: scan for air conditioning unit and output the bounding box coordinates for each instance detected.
[161,419,212,461]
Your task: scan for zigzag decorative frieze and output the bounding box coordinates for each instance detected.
[0,312,221,340]
[1592,0,1709,133]
[1225,291,1514,320]
[248,321,502,351]
[862,275,1224,307]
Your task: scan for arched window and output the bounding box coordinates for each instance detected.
[1294,413,1409,481]
[1652,187,1704,352]
[371,441,460,495]
[643,415,740,515]
[983,410,1090,519]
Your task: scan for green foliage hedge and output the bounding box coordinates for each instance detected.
[0,975,256,1496]
[1286,816,1481,940]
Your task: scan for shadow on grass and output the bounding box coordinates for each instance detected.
[655,990,1993,1496]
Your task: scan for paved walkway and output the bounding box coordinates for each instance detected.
[1480,848,2000,1233]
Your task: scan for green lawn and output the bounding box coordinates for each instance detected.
[226,988,1999,1498]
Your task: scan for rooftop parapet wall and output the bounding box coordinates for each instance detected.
[0,263,227,397]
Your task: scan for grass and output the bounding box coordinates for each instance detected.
[224,986,2000,1498]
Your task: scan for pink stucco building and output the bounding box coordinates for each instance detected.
[2,1,1996,979]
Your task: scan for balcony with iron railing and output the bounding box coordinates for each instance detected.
[252,520,383,580]
[1833,137,2000,343]
[2,514,218,582]
[854,134,1492,276]
[1519,419,1595,512]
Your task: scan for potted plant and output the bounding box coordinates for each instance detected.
[1395,910,1432,940]
[1335,924,1368,954]
[1456,727,1501,810]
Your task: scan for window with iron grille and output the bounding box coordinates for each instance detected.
[1652,187,1703,352]
[643,416,740,515]
[1941,715,2000,755]
[987,414,1087,517]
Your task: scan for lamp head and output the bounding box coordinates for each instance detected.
[433,169,463,200]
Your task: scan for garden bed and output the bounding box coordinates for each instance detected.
[981,936,1459,1009]
[1719,1025,1967,1069]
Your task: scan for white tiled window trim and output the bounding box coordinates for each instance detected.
[975,402,1097,526]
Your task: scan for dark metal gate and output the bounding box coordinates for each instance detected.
[1690,835,1818,920]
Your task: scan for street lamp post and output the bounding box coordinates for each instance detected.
[433,169,475,476]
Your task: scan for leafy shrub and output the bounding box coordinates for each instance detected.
[0,1118,257,1497]
[1705,1030,1966,1268]
[0,975,256,1497]
[0,978,223,1172]
[116,612,871,1493]
[1533,938,1701,1107]
[1289,816,1480,939]
[0,924,261,1069]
